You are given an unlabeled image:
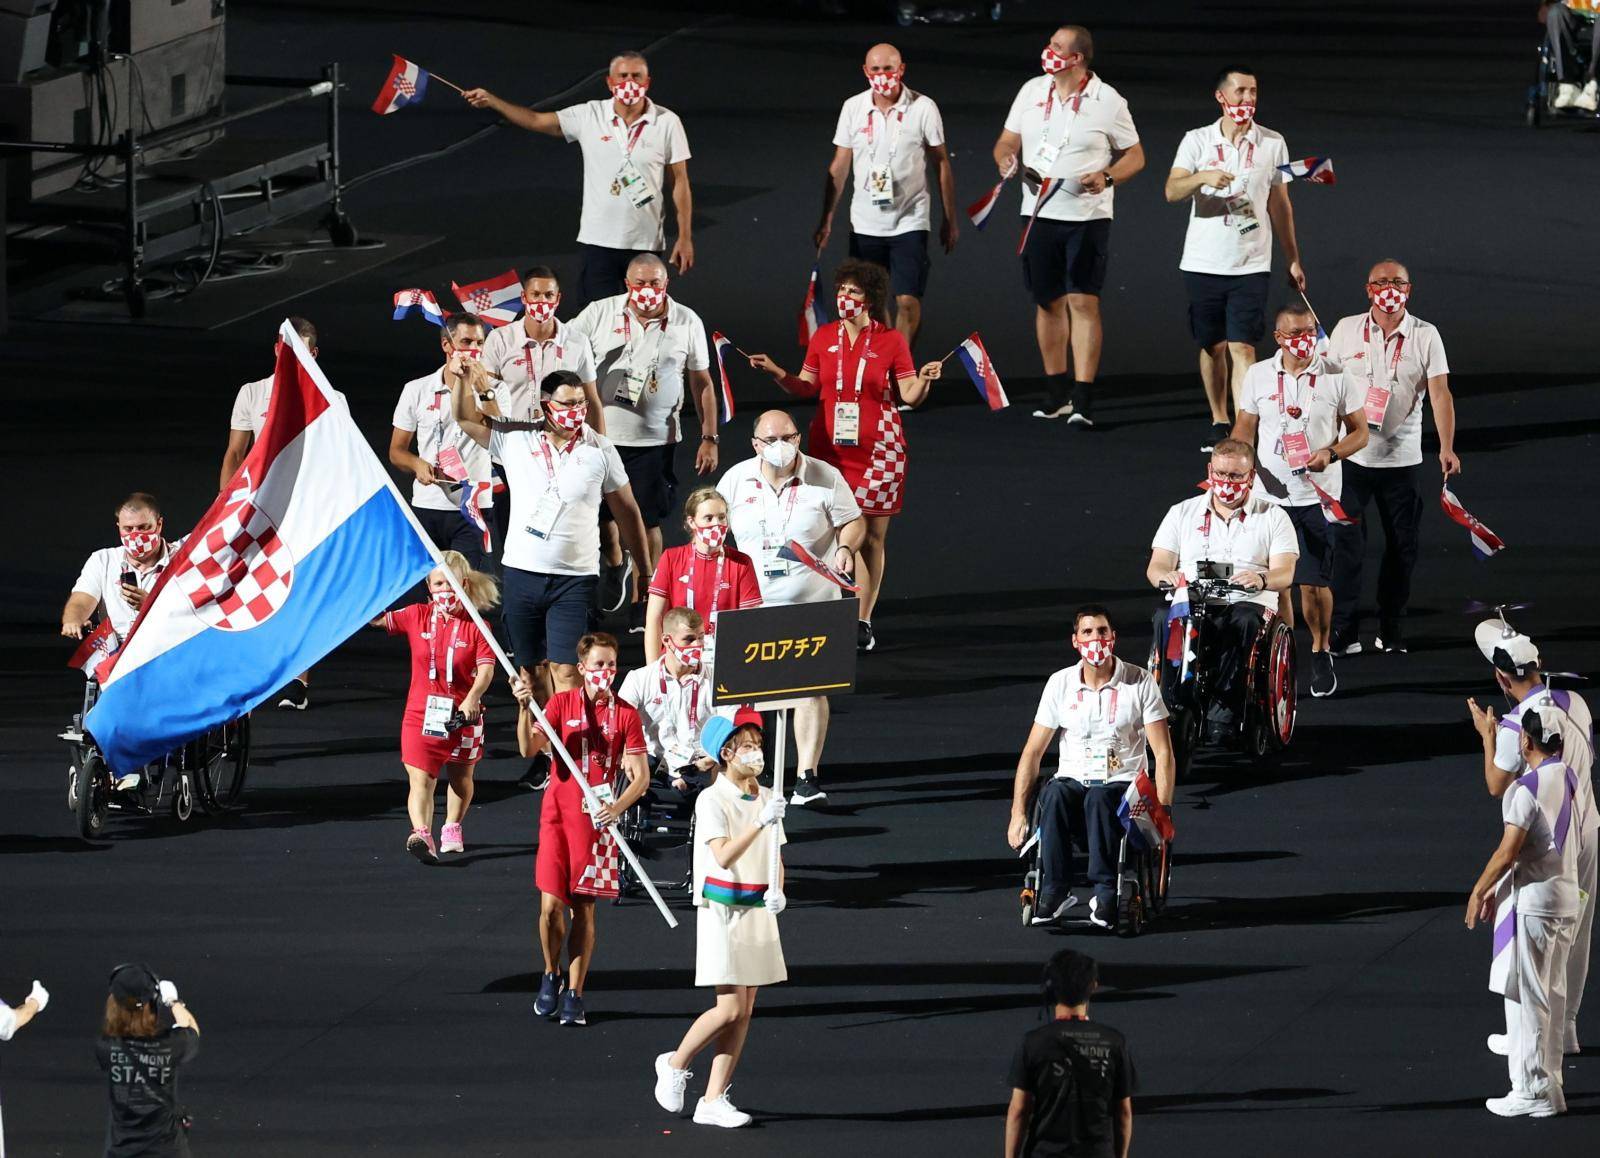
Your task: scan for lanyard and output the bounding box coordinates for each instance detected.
[658,663,702,734]
[425,607,462,684]
[1275,369,1317,418]
[579,694,619,783]
[532,430,576,487]
[1361,316,1406,385]
[522,334,565,388]
[1041,73,1091,145]
[1075,683,1119,728]
[620,307,670,387]
[610,113,649,160]
[759,477,803,546]
[864,102,905,163]
[1214,137,1256,171]
[686,550,728,626]
[1197,504,1245,551]
[834,321,874,404]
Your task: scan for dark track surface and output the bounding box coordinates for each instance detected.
[4,3,1599,1155]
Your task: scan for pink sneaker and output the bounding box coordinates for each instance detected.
[440,822,464,854]
[406,826,438,865]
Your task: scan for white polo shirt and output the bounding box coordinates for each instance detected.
[717,455,862,607]
[1150,493,1299,611]
[229,376,273,434]
[1002,74,1139,223]
[490,425,629,576]
[1240,352,1361,506]
[557,98,691,252]
[618,658,733,770]
[832,86,946,237]
[1325,310,1451,470]
[481,318,597,424]
[1034,658,1168,784]
[1172,120,1290,275]
[569,293,710,447]
[392,371,495,513]
[1494,686,1597,841]
[72,539,181,636]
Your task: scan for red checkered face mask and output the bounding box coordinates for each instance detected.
[666,638,704,670]
[453,346,482,361]
[693,523,729,553]
[628,284,666,313]
[835,293,866,319]
[548,403,587,431]
[524,298,558,323]
[1041,45,1070,74]
[1223,101,1255,125]
[582,664,614,696]
[121,530,160,558]
[431,589,462,615]
[1209,468,1255,505]
[1280,332,1318,360]
[1370,285,1409,314]
[1076,635,1116,667]
[611,78,647,107]
[868,72,901,97]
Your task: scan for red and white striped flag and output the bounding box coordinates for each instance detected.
[1307,476,1356,525]
[710,331,736,425]
[68,621,122,682]
[1441,485,1506,559]
[796,264,827,348]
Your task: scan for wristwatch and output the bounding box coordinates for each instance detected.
[700,434,719,444]
[1103,172,1115,187]
[1327,447,1340,463]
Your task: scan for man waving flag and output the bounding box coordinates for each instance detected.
[85,323,436,773]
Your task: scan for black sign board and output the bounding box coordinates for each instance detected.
[711,598,859,706]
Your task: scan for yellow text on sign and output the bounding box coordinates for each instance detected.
[742,635,829,664]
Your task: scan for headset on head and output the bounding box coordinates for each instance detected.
[108,962,160,1007]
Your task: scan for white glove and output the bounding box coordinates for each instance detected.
[764,888,787,915]
[158,980,178,1006]
[759,797,787,828]
[28,981,48,1011]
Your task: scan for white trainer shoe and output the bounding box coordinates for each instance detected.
[654,1052,692,1113]
[1486,1033,1509,1056]
[1485,1091,1560,1118]
[1553,82,1579,109]
[693,1090,752,1128]
[1576,79,1599,111]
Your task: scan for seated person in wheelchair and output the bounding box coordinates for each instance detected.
[1008,606,1176,928]
[61,492,179,643]
[1147,439,1298,741]
[1545,0,1600,111]
[619,607,733,800]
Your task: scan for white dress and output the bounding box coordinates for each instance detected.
[692,775,787,987]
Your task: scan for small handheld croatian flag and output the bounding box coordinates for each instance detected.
[68,621,122,682]
[392,288,443,326]
[450,270,522,328]
[1164,577,1193,667]
[458,481,493,555]
[777,540,860,593]
[1277,156,1335,185]
[1117,771,1175,851]
[797,264,828,348]
[1307,476,1356,526]
[965,178,1006,229]
[954,333,1009,410]
[710,331,736,425]
[373,55,430,115]
[1441,486,1506,559]
[1016,177,1064,256]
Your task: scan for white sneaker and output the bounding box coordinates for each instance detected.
[1486,1033,1509,1056]
[1030,895,1080,926]
[654,1052,692,1113]
[1576,79,1599,111]
[1553,82,1579,109]
[693,1090,752,1128]
[1485,1091,1560,1118]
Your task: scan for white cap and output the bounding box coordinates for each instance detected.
[1475,618,1539,675]
[1523,703,1567,752]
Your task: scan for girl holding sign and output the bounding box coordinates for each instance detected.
[654,710,786,1129]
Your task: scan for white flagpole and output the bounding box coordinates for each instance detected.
[768,708,788,891]
[279,321,679,929]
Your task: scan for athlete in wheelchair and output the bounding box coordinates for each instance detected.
[1528,0,1600,124]
[59,492,249,838]
[1009,605,1176,935]
[1146,439,1300,776]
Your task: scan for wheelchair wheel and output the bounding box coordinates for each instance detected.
[66,761,80,812]
[171,772,196,823]
[1170,706,1201,782]
[199,717,251,811]
[1262,620,1297,749]
[1020,866,1038,927]
[76,751,110,840]
[1116,883,1145,938]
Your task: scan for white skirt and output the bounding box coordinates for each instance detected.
[695,902,787,987]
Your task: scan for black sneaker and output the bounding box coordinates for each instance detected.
[1032,381,1074,420]
[557,988,587,1027]
[597,556,634,615]
[534,971,563,1018]
[277,678,309,710]
[1331,636,1363,656]
[1201,421,1231,452]
[1376,626,1407,654]
[1309,650,1337,697]
[790,774,827,806]
[1067,383,1095,427]
[1030,894,1079,926]
[857,620,875,653]
[519,757,551,792]
[627,601,646,634]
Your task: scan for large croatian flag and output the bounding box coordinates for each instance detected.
[373,55,430,116]
[85,324,436,773]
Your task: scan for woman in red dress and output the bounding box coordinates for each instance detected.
[376,550,498,865]
[748,258,943,652]
[643,486,763,666]
[513,631,650,1027]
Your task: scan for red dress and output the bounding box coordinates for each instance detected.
[647,545,763,645]
[535,687,647,903]
[797,320,917,516]
[386,604,495,775]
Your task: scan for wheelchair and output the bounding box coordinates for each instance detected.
[1017,781,1172,938]
[610,759,699,906]
[1526,8,1599,127]
[1149,571,1297,779]
[61,677,250,840]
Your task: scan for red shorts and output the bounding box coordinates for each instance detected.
[535,787,620,904]
[400,712,485,778]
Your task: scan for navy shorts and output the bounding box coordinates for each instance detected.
[1021,217,1111,305]
[1285,502,1337,587]
[848,229,931,299]
[413,504,489,573]
[502,567,598,667]
[603,443,677,529]
[577,244,652,310]
[1183,270,1270,347]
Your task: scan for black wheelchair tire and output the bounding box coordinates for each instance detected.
[1116,886,1145,938]
[172,773,196,823]
[1171,707,1201,782]
[200,717,251,812]
[76,751,109,840]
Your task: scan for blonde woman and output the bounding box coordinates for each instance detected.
[375,550,499,864]
[644,487,763,665]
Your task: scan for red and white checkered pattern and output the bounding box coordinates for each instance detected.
[447,718,484,764]
[575,827,621,898]
[394,75,416,99]
[175,486,295,632]
[854,406,906,515]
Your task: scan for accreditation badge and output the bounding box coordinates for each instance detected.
[1363,383,1392,428]
[1281,430,1311,472]
[422,694,455,739]
[1029,139,1060,172]
[833,401,861,447]
[613,157,654,208]
[526,486,565,541]
[866,164,895,207]
[603,365,643,408]
[1224,193,1260,237]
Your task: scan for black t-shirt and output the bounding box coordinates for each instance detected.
[1007,1018,1135,1158]
[96,1028,199,1157]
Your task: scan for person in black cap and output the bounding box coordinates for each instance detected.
[97,964,200,1157]
[1004,949,1135,1158]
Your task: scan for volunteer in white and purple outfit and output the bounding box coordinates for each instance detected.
[1326,260,1459,655]
[389,313,497,571]
[1165,65,1303,451]
[0,978,50,1156]
[813,42,957,346]
[1232,302,1367,699]
[464,52,693,306]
